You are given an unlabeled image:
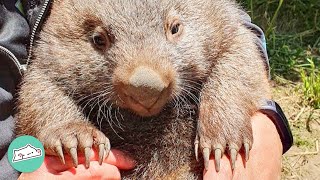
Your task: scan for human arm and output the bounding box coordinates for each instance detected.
[204,112,283,179]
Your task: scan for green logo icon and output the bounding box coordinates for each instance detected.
[8,135,45,173]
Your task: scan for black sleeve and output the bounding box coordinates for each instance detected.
[0,65,20,180]
[0,0,30,179]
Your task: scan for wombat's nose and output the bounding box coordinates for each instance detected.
[126,66,168,109]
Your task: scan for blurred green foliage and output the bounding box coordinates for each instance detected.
[238,0,320,108]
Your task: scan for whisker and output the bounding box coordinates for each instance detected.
[108,103,124,139]
[180,87,200,105]
[114,106,124,130]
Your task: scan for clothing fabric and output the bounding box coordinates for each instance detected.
[0,0,29,179]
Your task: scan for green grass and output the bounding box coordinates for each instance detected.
[238,0,320,109]
[299,58,320,108]
[294,132,313,148]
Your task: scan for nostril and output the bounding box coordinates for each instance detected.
[117,66,173,113]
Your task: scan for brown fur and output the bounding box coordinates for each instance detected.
[15,0,270,179]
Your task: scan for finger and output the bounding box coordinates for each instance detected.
[44,149,135,172]
[44,149,100,173]
[103,149,136,170]
[44,155,74,173]
[58,162,121,179]
[19,163,57,180]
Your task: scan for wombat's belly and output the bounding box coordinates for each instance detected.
[92,106,203,179]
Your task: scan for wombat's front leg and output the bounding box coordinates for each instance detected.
[195,29,270,172]
[196,74,254,172]
[15,68,110,167]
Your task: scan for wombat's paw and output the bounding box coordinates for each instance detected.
[40,123,110,168]
[194,122,253,172]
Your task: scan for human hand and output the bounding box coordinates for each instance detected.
[18,149,136,180]
[203,112,283,179]
[18,113,282,180]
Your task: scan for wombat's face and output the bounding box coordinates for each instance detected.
[41,0,216,117]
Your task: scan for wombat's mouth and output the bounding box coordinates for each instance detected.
[113,65,176,117]
[112,66,174,117]
[125,95,164,117]
[117,84,172,117]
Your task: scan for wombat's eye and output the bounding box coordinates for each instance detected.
[171,23,180,35]
[93,33,105,46]
[90,26,114,51]
[166,19,183,42]
[92,32,108,50]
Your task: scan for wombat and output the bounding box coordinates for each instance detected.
[15,0,271,179]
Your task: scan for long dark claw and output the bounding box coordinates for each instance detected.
[84,147,91,168]
[56,145,65,164]
[203,148,210,171]
[70,148,78,167]
[194,140,199,161]
[98,144,105,165]
[214,148,222,172]
[230,149,237,170]
[244,143,250,162]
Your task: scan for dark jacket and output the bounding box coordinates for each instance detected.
[0,1,269,179]
[0,0,50,179]
[0,1,28,179]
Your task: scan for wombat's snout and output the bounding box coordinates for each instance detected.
[128,67,167,107]
[115,66,173,117]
